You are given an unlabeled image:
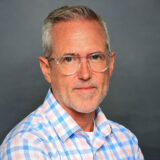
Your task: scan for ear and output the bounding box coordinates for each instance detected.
[109,52,115,77]
[39,56,51,83]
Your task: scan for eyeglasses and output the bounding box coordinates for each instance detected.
[46,52,112,75]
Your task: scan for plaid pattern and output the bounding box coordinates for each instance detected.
[0,89,144,159]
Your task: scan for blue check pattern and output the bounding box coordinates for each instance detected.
[0,89,144,159]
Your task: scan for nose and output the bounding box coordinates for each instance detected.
[78,58,91,80]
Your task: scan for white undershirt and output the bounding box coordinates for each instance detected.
[85,121,95,142]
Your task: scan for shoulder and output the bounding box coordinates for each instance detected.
[2,108,45,143]
[0,108,59,159]
[109,120,134,134]
[96,108,138,142]
[108,120,139,143]
[107,120,144,159]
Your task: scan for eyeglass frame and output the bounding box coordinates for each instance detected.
[46,51,114,75]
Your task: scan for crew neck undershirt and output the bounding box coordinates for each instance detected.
[85,120,95,142]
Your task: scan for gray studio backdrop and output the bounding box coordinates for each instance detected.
[0,0,160,159]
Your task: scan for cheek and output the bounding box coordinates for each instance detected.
[103,73,110,85]
[51,72,72,94]
[93,72,109,88]
[50,71,62,92]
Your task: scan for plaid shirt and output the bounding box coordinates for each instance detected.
[0,89,144,160]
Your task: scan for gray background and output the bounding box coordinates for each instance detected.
[0,0,160,159]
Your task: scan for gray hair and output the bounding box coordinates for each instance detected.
[42,5,111,58]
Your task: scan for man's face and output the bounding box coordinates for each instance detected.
[40,19,114,114]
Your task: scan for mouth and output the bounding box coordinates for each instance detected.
[75,86,95,90]
[74,86,96,94]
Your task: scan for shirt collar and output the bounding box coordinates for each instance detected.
[41,89,112,142]
[94,108,112,137]
[42,89,81,142]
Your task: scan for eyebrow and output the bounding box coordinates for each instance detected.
[87,51,105,56]
[63,53,77,56]
[62,51,106,57]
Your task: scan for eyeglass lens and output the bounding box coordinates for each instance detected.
[58,53,110,75]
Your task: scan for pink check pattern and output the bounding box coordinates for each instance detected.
[0,89,144,159]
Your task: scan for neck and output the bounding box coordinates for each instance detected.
[51,89,95,132]
[64,106,95,132]
[74,111,95,132]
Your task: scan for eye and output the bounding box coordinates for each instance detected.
[64,56,73,62]
[60,55,75,64]
[90,53,105,61]
[92,54,100,60]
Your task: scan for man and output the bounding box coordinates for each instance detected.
[0,5,144,159]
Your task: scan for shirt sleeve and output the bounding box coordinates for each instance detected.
[131,133,144,160]
[0,133,51,160]
[137,145,144,160]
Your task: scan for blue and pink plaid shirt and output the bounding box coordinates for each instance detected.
[0,89,144,159]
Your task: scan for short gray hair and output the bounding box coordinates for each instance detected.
[42,5,111,58]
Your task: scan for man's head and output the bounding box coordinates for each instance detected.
[42,5,111,58]
[39,5,115,115]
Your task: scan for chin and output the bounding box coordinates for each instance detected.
[69,100,99,114]
[68,92,106,114]
[72,106,98,114]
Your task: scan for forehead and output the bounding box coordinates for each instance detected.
[51,19,106,56]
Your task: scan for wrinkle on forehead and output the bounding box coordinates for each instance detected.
[51,19,106,56]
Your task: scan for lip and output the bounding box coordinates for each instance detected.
[76,87,94,89]
[74,86,96,92]
[75,85,95,89]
